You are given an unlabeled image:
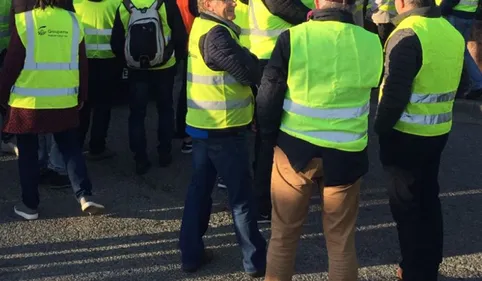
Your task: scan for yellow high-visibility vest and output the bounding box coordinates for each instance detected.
[74,0,120,59]
[247,0,314,59]
[9,7,84,109]
[119,0,176,69]
[186,17,254,129]
[234,0,250,48]
[281,20,383,152]
[380,15,464,136]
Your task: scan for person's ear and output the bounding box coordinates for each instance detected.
[203,0,212,10]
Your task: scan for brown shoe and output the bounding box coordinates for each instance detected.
[397,267,403,280]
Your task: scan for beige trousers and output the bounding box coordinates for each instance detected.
[265,147,361,281]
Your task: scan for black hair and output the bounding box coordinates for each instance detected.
[35,0,75,11]
[409,0,434,8]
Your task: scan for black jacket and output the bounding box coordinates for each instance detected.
[198,12,261,86]
[262,0,311,25]
[375,6,468,136]
[256,9,371,186]
[110,0,188,73]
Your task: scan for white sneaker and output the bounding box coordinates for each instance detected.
[80,197,105,215]
[14,203,39,220]
[1,142,19,156]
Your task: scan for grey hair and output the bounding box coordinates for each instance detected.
[317,0,355,13]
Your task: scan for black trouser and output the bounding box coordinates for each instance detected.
[79,58,120,153]
[17,130,93,209]
[253,59,272,215]
[379,132,448,281]
[175,60,188,139]
[128,67,176,161]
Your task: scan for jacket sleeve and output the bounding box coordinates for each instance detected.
[440,0,460,16]
[110,8,126,62]
[261,0,310,25]
[188,0,199,16]
[166,0,188,61]
[78,40,89,103]
[256,30,290,144]
[374,29,422,136]
[0,23,23,106]
[200,26,261,86]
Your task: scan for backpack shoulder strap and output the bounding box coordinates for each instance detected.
[123,0,136,13]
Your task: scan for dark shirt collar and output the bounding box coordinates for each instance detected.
[200,12,241,36]
[393,6,442,25]
[308,8,355,25]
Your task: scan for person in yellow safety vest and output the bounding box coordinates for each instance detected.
[256,0,383,279]
[0,0,105,220]
[74,0,121,161]
[249,0,316,224]
[110,0,187,175]
[178,0,267,276]
[375,0,465,279]
[0,0,10,54]
[365,0,397,44]
[439,0,482,99]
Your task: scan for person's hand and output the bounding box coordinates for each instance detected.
[251,119,257,133]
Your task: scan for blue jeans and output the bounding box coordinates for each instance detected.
[447,15,482,91]
[38,134,67,175]
[128,68,175,161]
[16,130,93,209]
[179,133,267,273]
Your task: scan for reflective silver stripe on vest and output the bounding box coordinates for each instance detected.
[283,99,369,119]
[86,44,111,51]
[247,2,286,37]
[410,91,456,103]
[0,30,9,37]
[187,72,238,85]
[399,112,452,125]
[458,0,478,5]
[84,28,112,35]
[12,85,78,97]
[187,96,252,110]
[23,11,80,70]
[281,125,366,143]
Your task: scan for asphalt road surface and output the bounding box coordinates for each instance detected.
[1,101,481,281]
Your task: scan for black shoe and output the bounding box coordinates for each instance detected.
[181,141,192,154]
[159,154,172,168]
[136,159,151,175]
[247,268,266,278]
[39,169,70,189]
[181,249,214,273]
